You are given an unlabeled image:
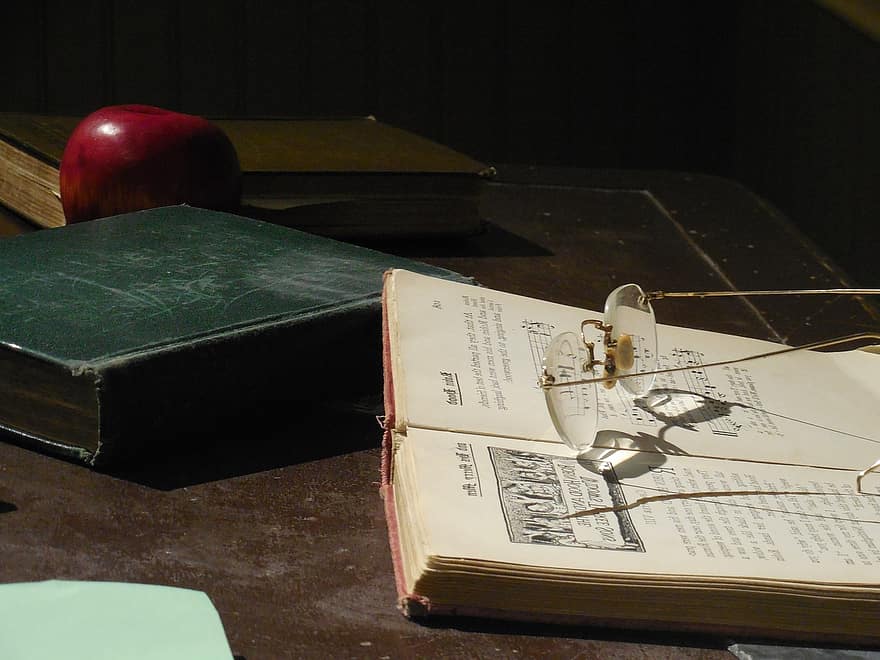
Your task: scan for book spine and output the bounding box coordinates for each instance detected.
[380,271,397,487]
[379,482,434,616]
[93,299,386,466]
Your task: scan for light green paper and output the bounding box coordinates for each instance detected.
[0,580,234,660]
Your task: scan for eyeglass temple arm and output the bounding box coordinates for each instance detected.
[857,458,880,494]
[547,330,880,494]
[552,332,880,389]
[644,288,880,302]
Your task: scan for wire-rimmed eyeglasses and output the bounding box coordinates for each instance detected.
[539,285,880,493]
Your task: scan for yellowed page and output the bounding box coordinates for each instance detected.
[389,269,880,472]
[403,427,880,585]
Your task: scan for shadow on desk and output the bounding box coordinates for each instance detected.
[111,394,384,490]
[1,394,383,491]
[415,612,880,656]
[419,613,730,650]
[358,219,552,260]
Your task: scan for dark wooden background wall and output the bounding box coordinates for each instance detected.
[4,1,878,284]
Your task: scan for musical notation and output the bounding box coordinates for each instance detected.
[666,348,741,437]
[524,323,742,437]
[523,319,554,380]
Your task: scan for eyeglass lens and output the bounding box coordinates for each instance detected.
[603,284,659,396]
[542,331,599,451]
[543,284,662,451]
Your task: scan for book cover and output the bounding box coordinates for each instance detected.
[380,269,880,643]
[0,113,494,237]
[0,207,466,465]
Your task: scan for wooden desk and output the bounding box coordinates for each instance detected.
[1,169,877,658]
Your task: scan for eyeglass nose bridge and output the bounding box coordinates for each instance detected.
[580,319,620,388]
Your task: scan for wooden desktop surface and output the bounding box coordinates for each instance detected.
[1,168,877,659]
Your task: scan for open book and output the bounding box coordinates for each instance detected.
[380,269,880,643]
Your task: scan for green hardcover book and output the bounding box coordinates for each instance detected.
[0,205,466,465]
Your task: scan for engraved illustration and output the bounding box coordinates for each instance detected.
[489,447,645,552]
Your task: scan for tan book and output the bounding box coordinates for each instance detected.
[0,113,493,237]
[381,269,880,643]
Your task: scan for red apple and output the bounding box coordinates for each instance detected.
[60,104,241,223]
